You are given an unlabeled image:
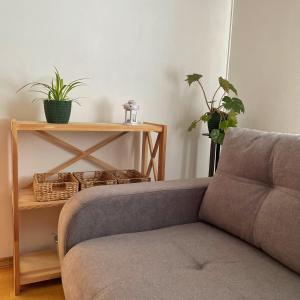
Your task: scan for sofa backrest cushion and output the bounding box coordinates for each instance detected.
[199,128,300,274]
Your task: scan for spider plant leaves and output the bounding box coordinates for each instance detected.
[72,100,82,106]
[61,81,85,100]
[185,73,203,86]
[17,68,87,102]
[29,90,49,96]
[16,81,52,93]
[218,77,238,95]
[32,97,45,103]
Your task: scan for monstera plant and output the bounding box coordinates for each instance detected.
[186,74,245,144]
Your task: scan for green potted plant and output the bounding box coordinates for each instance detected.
[185,74,245,144]
[18,68,86,124]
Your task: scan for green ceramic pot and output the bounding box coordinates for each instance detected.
[207,111,221,133]
[44,100,72,124]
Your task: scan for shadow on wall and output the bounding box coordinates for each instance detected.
[0,78,42,256]
[164,66,203,179]
[181,127,201,179]
[73,97,114,124]
[0,77,42,121]
[95,97,114,123]
[7,95,42,121]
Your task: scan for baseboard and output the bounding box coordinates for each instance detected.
[0,256,13,268]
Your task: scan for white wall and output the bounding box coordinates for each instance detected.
[229,0,300,133]
[0,0,232,258]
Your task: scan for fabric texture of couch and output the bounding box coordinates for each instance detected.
[199,128,300,273]
[59,128,300,300]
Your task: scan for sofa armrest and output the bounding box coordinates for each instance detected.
[58,177,211,258]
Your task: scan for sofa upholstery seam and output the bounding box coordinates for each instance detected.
[216,171,300,194]
[216,171,271,188]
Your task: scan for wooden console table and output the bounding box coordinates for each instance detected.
[11,120,167,295]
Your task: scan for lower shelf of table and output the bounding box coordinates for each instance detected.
[19,189,68,210]
[20,249,61,285]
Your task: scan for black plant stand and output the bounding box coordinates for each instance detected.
[203,134,221,177]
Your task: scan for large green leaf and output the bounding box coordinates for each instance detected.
[222,96,245,113]
[227,111,238,127]
[185,73,203,86]
[219,120,229,131]
[218,77,238,95]
[219,113,238,131]
[232,98,245,113]
[200,113,211,122]
[188,120,199,132]
[210,129,225,144]
[188,113,212,132]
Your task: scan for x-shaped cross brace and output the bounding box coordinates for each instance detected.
[29,131,127,182]
[25,126,166,186]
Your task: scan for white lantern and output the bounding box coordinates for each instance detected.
[123,100,139,124]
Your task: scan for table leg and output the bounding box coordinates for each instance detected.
[141,132,148,176]
[158,125,167,181]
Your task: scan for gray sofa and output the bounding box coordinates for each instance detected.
[58,128,300,300]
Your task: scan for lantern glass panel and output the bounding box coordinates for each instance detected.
[132,111,137,123]
[124,110,133,123]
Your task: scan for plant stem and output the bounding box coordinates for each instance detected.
[197,80,211,111]
[218,92,226,107]
[217,104,224,110]
[212,86,221,108]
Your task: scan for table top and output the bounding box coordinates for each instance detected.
[11,120,165,133]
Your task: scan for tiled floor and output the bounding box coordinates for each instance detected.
[0,267,64,300]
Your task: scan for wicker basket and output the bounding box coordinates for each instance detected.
[33,173,79,202]
[73,171,117,190]
[107,169,151,184]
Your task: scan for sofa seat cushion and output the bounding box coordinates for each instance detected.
[62,222,300,300]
